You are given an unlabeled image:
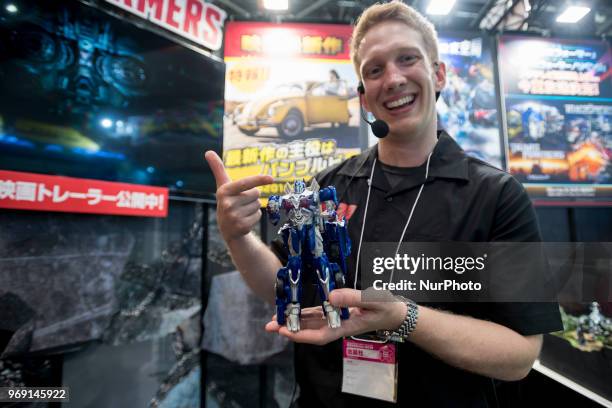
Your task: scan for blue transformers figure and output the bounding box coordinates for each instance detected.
[267,179,351,332]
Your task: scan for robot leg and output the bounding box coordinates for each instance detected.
[285,257,302,332]
[330,262,350,320]
[275,267,290,326]
[314,256,342,329]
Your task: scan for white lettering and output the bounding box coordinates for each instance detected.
[103,0,227,51]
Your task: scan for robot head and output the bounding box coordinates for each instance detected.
[293,179,306,194]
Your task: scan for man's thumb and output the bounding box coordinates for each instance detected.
[330,287,396,309]
[205,150,231,188]
[329,288,364,308]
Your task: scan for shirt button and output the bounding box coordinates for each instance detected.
[386,197,393,202]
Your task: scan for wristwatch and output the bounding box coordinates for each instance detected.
[377,296,419,343]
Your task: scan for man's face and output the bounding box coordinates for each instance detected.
[358,21,445,139]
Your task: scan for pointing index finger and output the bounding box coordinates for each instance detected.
[224,174,274,195]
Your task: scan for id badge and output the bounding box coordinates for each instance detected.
[341,337,398,403]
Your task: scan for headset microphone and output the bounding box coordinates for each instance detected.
[357,83,389,138]
[360,110,390,138]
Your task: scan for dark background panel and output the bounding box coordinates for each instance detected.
[0,0,224,196]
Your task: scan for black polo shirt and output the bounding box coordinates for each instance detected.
[273,131,562,407]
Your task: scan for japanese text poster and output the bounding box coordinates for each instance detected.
[223,22,362,204]
[499,35,612,202]
[436,34,503,168]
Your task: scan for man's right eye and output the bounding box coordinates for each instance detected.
[399,54,418,65]
[365,67,381,78]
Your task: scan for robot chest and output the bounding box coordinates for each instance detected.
[288,208,314,225]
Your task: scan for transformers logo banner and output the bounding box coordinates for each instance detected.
[267,179,351,332]
[105,0,227,51]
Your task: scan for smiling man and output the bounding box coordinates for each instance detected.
[356,19,442,168]
[205,1,562,406]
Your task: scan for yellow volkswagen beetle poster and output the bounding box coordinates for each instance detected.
[223,22,362,204]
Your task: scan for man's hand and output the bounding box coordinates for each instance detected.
[204,151,273,243]
[265,287,542,381]
[264,288,407,346]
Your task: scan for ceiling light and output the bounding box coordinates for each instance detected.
[426,0,456,16]
[556,6,591,23]
[263,0,288,11]
[6,4,18,13]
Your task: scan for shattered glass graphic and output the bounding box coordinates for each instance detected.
[0,201,203,406]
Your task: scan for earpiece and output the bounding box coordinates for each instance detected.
[357,82,388,138]
[433,62,441,100]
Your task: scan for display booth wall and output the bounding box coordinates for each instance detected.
[0,0,222,406]
[1,1,611,407]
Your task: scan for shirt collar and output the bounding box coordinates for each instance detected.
[337,130,470,182]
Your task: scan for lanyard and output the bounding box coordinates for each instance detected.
[353,150,434,289]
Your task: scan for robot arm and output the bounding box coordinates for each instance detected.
[267,195,282,225]
[319,186,338,222]
[319,186,338,206]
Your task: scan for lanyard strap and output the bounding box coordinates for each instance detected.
[353,151,434,289]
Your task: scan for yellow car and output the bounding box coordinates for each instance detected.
[232,82,351,138]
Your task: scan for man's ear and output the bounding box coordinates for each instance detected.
[358,83,371,111]
[434,61,447,93]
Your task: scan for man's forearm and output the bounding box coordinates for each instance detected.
[407,305,542,381]
[226,232,282,305]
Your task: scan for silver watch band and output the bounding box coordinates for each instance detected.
[376,296,419,343]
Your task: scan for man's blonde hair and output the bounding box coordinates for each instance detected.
[350,1,440,78]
